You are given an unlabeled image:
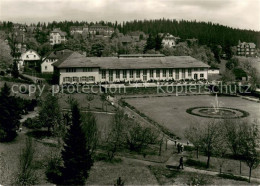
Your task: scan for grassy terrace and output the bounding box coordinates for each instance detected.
[123,95,260,139]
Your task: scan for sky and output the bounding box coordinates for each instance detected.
[0,0,259,31]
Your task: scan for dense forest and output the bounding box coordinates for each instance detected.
[117,19,260,48]
[1,19,259,48]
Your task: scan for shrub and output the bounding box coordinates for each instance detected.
[45,153,63,184]
[217,173,248,182]
[94,153,122,163]
[22,117,41,129]
[183,145,195,152]
[15,137,38,185]
[125,121,159,153]
[0,71,5,76]
[188,174,211,185]
[185,159,210,169]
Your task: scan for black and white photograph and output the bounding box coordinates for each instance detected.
[0,0,260,185]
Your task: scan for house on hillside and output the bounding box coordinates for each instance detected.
[237,41,256,57]
[13,24,27,32]
[26,26,37,34]
[49,28,67,45]
[18,49,41,70]
[128,31,147,41]
[89,24,114,36]
[160,33,180,48]
[120,36,132,46]
[52,53,210,85]
[70,26,88,35]
[41,49,73,73]
[13,34,27,53]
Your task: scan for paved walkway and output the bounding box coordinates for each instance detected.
[62,108,116,115]
[19,107,39,123]
[120,155,260,183]
[21,73,45,84]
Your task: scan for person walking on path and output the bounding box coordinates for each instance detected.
[179,156,184,169]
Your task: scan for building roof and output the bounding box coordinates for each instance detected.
[51,28,67,36]
[119,54,165,58]
[21,49,41,59]
[248,43,256,48]
[53,52,210,70]
[120,36,132,43]
[237,42,256,48]
[43,49,74,61]
[70,26,88,31]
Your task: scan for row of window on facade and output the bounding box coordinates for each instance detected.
[62,73,204,83]
[102,69,204,79]
[26,55,37,58]
[63,76,95,82]
[237,48,255,51]
[46,59,56,62]
[66,68,205,73]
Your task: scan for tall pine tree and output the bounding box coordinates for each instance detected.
[11,60,19,79]
[155,34,163,51]
[0,83,20,142]
[144,34,155,53]
[61,102,93,185]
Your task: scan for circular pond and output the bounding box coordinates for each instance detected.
[186,107,249,119]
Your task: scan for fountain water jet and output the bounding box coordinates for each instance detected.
[211,94,224,114]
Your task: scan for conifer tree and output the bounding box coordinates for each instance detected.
[144,34,155,53]
[11,60,19,78]
[61,102,93,185]
[154,34,163,51]
[0,83,20,142]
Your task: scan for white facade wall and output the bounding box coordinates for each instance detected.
[50,33,66,45]
[59,67,208,85]
[70,30,83,35]
[59,68,100,85]
[208,69,220,74]
[21,50,41,62]
[162,38,177,48]
[18,50,41,68]
[41,58,57,73]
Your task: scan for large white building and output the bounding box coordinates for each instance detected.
[161,33,180,48]
[237,41,256,57]
[49,28,67,45]
[70,26,89,35]
[53,53,209,85]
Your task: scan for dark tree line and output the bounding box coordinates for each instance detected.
[117,19,260,48]
[1,19,259,48]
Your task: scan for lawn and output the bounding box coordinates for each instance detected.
[86,160,158,185]
[149,165,257,185]
[58,93,116,113]
[0,129,57,185]
[0,112,114,185]
[124,95,260,139]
